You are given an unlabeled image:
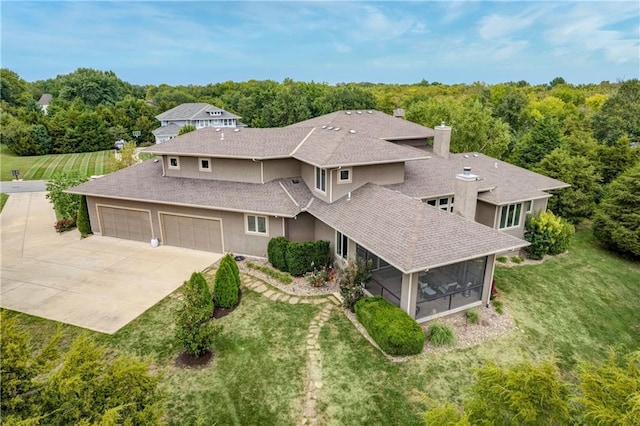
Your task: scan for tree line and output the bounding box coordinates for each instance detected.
[1,68,638,257]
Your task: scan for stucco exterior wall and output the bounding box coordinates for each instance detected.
[285,212,315,242]
[262,158,301,182]
[301,163,330,203]
[85,196,282,257]
[475,200,497,228]
[331,162,405,202]
[163,156,262,183]
[313,218,335,254]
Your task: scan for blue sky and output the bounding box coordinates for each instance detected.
[2,1,639,86]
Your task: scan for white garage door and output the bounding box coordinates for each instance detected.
[98,206,152,242]
[161,214,223,252]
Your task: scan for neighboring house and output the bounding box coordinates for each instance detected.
[37,93,52,114]
[152,103,244,143]
[68,110,568,322]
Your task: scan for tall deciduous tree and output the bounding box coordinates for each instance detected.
[511,116,563,169]
[592,79,640,146]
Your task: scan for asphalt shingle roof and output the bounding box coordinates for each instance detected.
[386,153,569,205]
[68,160,300,217]
[152,123,181,137]
[304,184,528,273]
[155,103,240,121]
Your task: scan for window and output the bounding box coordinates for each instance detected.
[425,197,454,212]
[246,215,268,235]
[525,200,533,213]
[336,231,348,259]
[168,157,180,170]
[499,203,523,229]
[338,168,352,184]
[199,158,211,172]
[315,167,326,193]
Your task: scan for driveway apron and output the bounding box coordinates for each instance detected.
[0,192,221,334]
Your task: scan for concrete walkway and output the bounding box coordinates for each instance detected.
[0,192,221,334]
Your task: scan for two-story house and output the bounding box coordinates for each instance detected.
[152,103,243,144]
[69,110,568,322]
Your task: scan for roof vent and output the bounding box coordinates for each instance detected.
[464,154,469,158]
[321,125,327,129]
[215,128,221,132]
[440,121,446,127]
[368,110,373,114]
[346,111,352,115]
[292,178,300,184]
[334,127,340,131]
[494,162,498,168]
[463,167,472,176]
[220,132,224,140]
[349,129,356,134]
[234,128,240,132]
[473,153,478,157]
[356,111,362,114]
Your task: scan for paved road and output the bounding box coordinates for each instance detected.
[0,180,47,193]
[0,192,222,334]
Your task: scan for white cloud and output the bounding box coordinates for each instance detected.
[477,7,547,40]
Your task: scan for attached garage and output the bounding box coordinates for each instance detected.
[97,206,153,242]
[160,213,223,252]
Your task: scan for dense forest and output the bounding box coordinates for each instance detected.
[1,68,639,257]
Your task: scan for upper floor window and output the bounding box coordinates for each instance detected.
[199,158,211,172]
[525,200,533,214]
[168,157,180,170]
[426,196,454,212]
[337,168,352,184]
[336,231,348,259]
[499,203,523,229]
[246,214,268,235]
[315,167,326,193]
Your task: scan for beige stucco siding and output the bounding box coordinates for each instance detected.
[286,213,315,242]
[85,196,283,257]
[263,159,301,182]
[475,200,497,228]
[313,218,335,254]
[301,163,330,203]
[163,156,262,183]
[331,162,405,202]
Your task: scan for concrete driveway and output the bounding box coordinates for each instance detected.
[1,192,221,334]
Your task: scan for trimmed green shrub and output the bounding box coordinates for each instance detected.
[354,296,425,356]
[428,322,456,346]
[219,253,240,288]
[77,195,92,238]
[338,257,373,312]
[213,261,239,308]
[524,211,575,260]
[466,308,480,324]
[496,256,508,263]
[510,256,523,264]
[189,272,213,313]
[267,237,289,271]
[285,240,330,276]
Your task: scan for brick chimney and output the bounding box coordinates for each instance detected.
[453,167,478,220]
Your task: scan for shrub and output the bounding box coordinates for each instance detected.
[213,261,239,308]
[76,195,92,238]
[338,257,373,311]
[306,266,330,287]
[46,172,89,221]
[510,256,523,264]
[428,322,456,346]
[219,253,240,288]
[496,256,508,263]
[490,279,499,300]
[355,296,425,355]
[246,261,292,284]
[466,308,480,324]
[267,236,289,271]
[54,219,75,233]
[285,240,330,276]
[174,272,219,357]
[524,210,574,260]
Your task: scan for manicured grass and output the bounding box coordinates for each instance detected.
[0,144,116,181]
[0,193,8,212]
[3,227,639,424]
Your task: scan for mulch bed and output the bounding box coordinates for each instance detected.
[175,349,214,368]
[213,288,242,319]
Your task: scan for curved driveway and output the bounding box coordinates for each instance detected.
[0,192,221,334]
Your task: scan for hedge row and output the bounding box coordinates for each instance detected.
[354,296,425,356]
[267,237,330,276]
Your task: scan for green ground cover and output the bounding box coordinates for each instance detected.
[0,144,115,181]
[3,227,639,424]
[0,193,8,212]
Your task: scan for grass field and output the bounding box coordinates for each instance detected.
[0,144,116,181]
[0,193,8,212]
[4,227,639,425]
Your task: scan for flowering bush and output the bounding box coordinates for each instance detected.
[306,266,331,287]
[54,219,75,233]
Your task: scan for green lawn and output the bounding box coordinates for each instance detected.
[3,227,639,424]
[0,193,8,212]
[0,144,116,181]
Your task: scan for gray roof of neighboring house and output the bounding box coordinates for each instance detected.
[37,94,52,106]
[152,123,181,137]
[294,183,527,273]
[386,153,570,205]
[142,125,430,167]
[67,160,300,217]
[156,103,241,121]
[289,110,435,141]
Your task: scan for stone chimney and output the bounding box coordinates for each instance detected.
[453,167,478,220]
[433,122,451,159]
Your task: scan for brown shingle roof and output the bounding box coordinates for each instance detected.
[289,110,435,140]
[305,184,527,273]
[386,153,569,205]
[68,160,300,217]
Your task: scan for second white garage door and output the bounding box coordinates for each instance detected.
[161,214,223,252]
